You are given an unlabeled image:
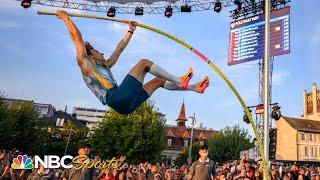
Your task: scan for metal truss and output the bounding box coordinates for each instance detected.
[230,0,291,21]
[25,0,239,14]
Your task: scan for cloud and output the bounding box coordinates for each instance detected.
[109,23,127,32]
[0,21,19,29]
[273,71,290,86]
[108,22,149,39]
[0,41,22,54]
[0,0,20,10]
[311,23,320,46]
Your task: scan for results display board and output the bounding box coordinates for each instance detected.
[228,7,290,66]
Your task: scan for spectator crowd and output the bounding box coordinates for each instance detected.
[0,144,320,180]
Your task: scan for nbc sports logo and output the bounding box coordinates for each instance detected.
[11,155,33,169]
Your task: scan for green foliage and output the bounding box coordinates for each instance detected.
[208,125,253,163]
[174,142,201,166]
[0,99,39,153]
[0,96,88,156]
[36,121,88,157]
[89,101,165,164]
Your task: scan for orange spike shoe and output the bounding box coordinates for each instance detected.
[195,76,209,94]
[180,67,193,89]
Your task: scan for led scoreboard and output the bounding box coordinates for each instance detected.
[228,7,290,66]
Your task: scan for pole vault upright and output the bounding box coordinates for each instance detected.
[263,0,271,179]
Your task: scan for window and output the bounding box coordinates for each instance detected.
[301,133,305,140]
[200,141,204,146]
[184,140,189,147]
[56,118,64,127]
[305,146,308,156]
[311,147,314,156]
[167,138,172,146]
[310,134,313,141]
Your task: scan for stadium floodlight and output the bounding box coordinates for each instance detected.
[214,1,222,13]
[21,0,32,8]
[135,7,143,15]
[234,0,242,10]
[181,4,191,12]
[165,6,173,17]
[107,7,116,17]
[271,105,281,121]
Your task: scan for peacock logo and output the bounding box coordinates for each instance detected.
[11,155,33,169]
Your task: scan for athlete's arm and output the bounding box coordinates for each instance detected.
[56,10,94,76]
[56,10,86,58]
[104,22,136,69]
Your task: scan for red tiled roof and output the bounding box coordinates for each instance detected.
[167,129,176,137]
[164,126,216,150]
[182,131,190,139]
[165,126,215,139]
[197,132,207,140]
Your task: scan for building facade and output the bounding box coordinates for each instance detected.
[72,107,106,133]
[161,102,217,164]
[2,98,55,118]
[276,83,320,162]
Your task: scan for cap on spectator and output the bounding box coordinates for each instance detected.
[200,144,208,150]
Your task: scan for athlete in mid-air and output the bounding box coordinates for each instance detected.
[56,10,209,114]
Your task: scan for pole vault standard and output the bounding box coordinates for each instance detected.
[37,10,269,178]
[263,0,271,179]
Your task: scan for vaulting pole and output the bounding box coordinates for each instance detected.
[38,10,268,179]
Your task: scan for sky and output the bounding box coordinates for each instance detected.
[0,0,319,132]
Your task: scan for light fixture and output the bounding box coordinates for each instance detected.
[234,0,242,10]
[181,4,191,12]
[135,7,143,15]
[214,1,222,13]
[165,6,173,17]
[21,0,32,8]
[271,105,281,121]
[107,7,116,17]
[243,109,252,124]
[255,104,264,115]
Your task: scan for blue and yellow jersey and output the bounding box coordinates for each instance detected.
[82,64,117,105]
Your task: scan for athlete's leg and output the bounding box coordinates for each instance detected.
[143,78,166,96]
[163,76,209,94]
[143,76,209,96]
[128,59,192,88]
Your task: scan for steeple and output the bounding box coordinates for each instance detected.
[176,101,187,127]
[303,83,320,121]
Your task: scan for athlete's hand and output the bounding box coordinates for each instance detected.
[56,10,69,20]
[128,21,136,32]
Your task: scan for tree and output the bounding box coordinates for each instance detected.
[208,125,253,163]
[0,96,88,157]
[36,120,89,157]
[174,142,201,166]
[0,99,39,153]
[89,101,165,164]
